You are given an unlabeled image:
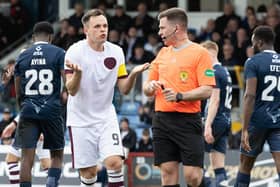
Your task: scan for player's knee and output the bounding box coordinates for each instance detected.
[104,156,123,171]
[80,176,97,186]
[161,163,178,176]
[50,150,64,164]
[239,155,255,173]
[107,160,122,171]
[161,167,177,179]
[184,171,202,186]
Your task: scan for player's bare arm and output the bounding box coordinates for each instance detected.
[204,88,220,144]
[65,60,82,96]
[117,62,150,95]
[241,77,257,152]
[162,85,213,102]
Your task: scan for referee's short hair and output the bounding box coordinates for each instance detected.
[33,21,54,35]
[158,7,188,28]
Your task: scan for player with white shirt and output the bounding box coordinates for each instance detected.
[65,9,149,187]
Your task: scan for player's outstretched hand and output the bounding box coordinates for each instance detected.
[131,62,150,74]
[1,122,16,138]
[65,60,82,73]
[241,129,251,152]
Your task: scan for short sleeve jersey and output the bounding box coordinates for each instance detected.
[148,42,216,113]
[65,40,128,127]
[14,42,65,120]
[244,50,280,128]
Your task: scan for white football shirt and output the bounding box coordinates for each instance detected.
[65,40,128,127]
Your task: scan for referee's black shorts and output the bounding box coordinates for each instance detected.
[152,111,204,168]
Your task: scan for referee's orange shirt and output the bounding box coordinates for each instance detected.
[148,42,216,113]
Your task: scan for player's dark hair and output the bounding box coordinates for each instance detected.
[81,9,105,25]
[33,21,54,35]
[158,7,188,28]
[253,25,275,45]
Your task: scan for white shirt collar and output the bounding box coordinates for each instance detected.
[34,41,48,45]
[213,62,221,66]
[263,50,276,53]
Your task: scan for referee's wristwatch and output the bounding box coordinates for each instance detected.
[176,92,183,102]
